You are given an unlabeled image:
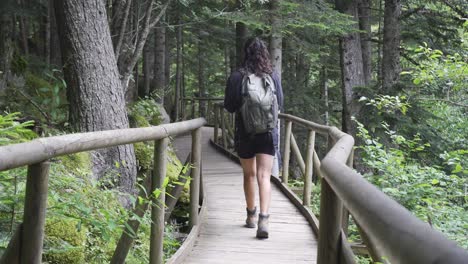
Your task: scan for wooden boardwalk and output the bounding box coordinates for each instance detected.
[173,127,317,264]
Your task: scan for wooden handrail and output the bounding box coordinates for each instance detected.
[0,118,207,264]
[0,118,206,171]
[212,103,468,264]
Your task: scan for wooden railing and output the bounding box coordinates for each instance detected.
[211,102,468,264]
[0,118,207,264]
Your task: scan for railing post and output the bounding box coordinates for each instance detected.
[317,136,343,264]
[303,130,315,206]
[190,127,202,228]
[342,149,354,235]
[191,98,196,119]
[221,110,227,148]
[150,137,169,264]
[21,162,50,264]
[214,105,219,144]
[282,120,292,183]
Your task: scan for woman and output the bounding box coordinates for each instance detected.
[224,37,283,239]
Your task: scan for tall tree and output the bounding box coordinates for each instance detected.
[382,0,401,93]
[173,6,182,121]
[358,0,372,85]
[235,0,247,68]
[142,31,155,97]
[153,20,166,104]
[336,0,365,136]
[0,3,14,87]
[197,26,206,117]
[270,0,282,79]
[54,0,137,200]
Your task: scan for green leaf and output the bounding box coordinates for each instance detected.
[431,179,439,185]
[452,164,462,174]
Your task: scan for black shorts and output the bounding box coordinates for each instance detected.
[237,132,275,159]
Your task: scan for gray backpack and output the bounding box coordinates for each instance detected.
[239,73,278,135]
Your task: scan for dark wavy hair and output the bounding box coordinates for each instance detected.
[243,37,273,76]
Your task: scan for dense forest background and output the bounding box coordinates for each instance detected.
[0,0,466,263]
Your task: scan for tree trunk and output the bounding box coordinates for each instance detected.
[321,66,329,126]
[49,0,61,67]
[235,22,247,68]
[174,10,182,121]
[18,0,29,57]
[0,14,14,93]
[235,0,247,68]
[54,0,137,201]
[142,31,155,98]
[270,0,282,79]
[119,0,172,91]
[45,0,52,66]
[152,21,165,104]
[382,0,401,93]
[197,28,206,117]
[358,0,372,85]
[377,0,383,86]
[164,25,172,111]
[336,0,365,136]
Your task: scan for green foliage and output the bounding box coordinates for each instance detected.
[355,120,467,248]
[0,113,186,262]
[11,52,27,75]
[31,70,68,123]
[129,98,162,127]
[359,95,410,115]
[404,43,468,95]
[0,112,37,145]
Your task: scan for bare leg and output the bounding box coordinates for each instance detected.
[240,157,256,210]
[255,154,274,214]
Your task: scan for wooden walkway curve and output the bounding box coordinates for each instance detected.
[173,127,317,264]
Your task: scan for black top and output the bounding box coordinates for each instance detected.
[224,70,284,153]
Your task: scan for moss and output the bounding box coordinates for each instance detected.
[57,152,92,176]
[128,99,162,128]
[43,218,86,264]
[134,142,154,171]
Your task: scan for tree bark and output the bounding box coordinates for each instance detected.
[197,27,206,117]
[174,8,182,121]
[336,0,365,136]
[235,0,248,68]
[152,21,166,104]
[321,66,329,126]
[270,0,282,79]
[18,0,29,57]
[164,24,172,111]
[382,0,401,93]
[0,13,14,93]
[54,0,137,200]
[142,31,155,98]
[49,0,62,67]
[358,0,372,85]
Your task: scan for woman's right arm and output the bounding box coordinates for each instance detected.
[224,71,243,113]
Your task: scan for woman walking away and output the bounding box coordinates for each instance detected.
[224,37,283,239]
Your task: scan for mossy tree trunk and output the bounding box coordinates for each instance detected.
[54,0,137,200]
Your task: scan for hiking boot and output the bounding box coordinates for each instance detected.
[256,213,269,239]
[245,207,257,228]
